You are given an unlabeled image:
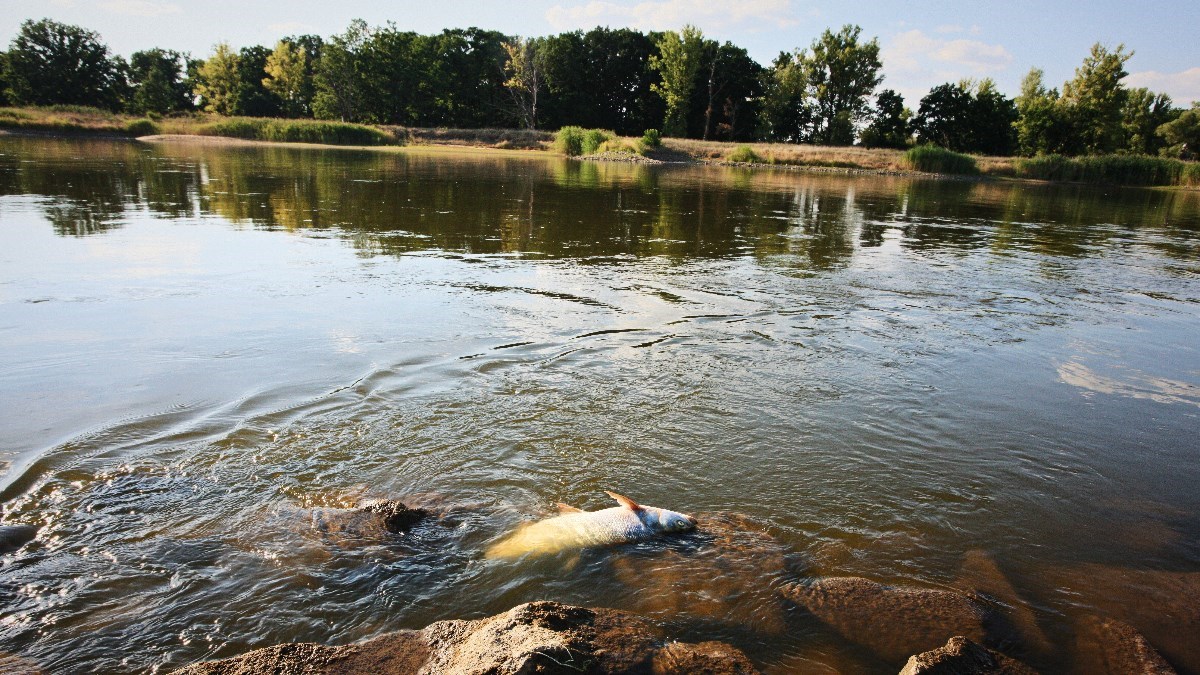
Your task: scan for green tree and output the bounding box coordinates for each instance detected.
[694,41,763,141]
[428,28,510,128]
[1157,105,1200,159]
[234,45,282,116]
[650,25,704,137]
[915,80,1016,154]
[803,25,883,145]
[128,48,191,115]
[4,18,125,109]
[313,20,370,122]
[263,40,308,117]
[1122,88,1175,155]
[194,43,240,115]
[503,37,544,129]
[1014,68,1072,156]
[0,52,9,106]
[859,89,909,149]
[759,51,813,143]
[540,28,663,135]
[1060,43,1133,154]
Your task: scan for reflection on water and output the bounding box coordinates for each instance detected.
[0,136,1199,674]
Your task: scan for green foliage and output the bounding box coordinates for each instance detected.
[650,25,704,137]
[128,49,191,115]
[914,79,1016,155]
[693,40,764,141]
[803,25,883,145]
[4,19,125,110]
[234,45,283,117]
[503,37,544,129]
[759,51,813,143]
[554,125,585,155]
[552,126,613,155]
[1060,43,1133,154]
[540,28,664,136]
[903,145,978,175]
[727,145,762,163]
[641,128,661,147]
[194,43,240,115]
[263,40,309,117]
[1016,153,1198,186]
[198,117,395,145]
[1157,107,1200,160]
[860,89,909,149]
[124,118,159,136]
[1014,68,1073,156]
[1122,88,1175,156]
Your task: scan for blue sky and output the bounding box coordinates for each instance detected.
[4,0,1199,105]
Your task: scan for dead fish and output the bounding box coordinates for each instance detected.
[486,491,696,559]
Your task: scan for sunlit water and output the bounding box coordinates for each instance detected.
[1,136,1198,674]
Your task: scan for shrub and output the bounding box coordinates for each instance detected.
[554,126,585,155]
[641,128,661,147]
[727,145,762,163]
[198,118,394,145]
[1015,154,1197,186]
[124,118,159,136]
[903,145,978,174]
[581,129,613,155]
[554,127,615,155]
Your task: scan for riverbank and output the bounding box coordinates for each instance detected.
[2,106,1197,188]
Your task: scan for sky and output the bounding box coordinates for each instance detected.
[3,0,1199,105]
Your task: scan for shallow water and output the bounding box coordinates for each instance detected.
[1,136,1198,673]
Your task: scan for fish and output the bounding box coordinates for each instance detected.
[486,491,697,559]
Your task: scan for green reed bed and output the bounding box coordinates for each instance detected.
[903,145,979,175]
[196,118,396,146]
[1016,154,1200,187]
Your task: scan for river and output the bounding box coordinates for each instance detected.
[1,135,1198,673]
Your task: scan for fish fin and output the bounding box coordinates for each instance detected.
[605,491,642,511]
[563,552,582,572]
[556,502,583,513]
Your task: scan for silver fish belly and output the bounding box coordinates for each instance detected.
[486,491,696,559]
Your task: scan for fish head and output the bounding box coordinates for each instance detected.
[644,506,698,533]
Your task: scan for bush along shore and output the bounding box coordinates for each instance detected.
[3,106,1197,188]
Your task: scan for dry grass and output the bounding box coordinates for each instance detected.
[393,127,553,150]
[660,137,1020,176]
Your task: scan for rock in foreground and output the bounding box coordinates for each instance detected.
[172,601,759,675]
[1075,616,1177,674]
[782,577,995,665]
[899,636,1037,675]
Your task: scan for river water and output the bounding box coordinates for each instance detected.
[1,136,1198,674]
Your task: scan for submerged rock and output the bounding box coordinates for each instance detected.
[172,601,759,674]
[899,636,1037,675]
[782,576,996,665]
[1075,616,1177,674]
[301,499,429,546]
[0,524,38,554]
[953,550,1053,657]
[609,512,793,635]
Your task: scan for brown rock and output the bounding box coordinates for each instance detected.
[303,500,429,546]
[1035,564,1199,672]
[898,636,1037,675]
[610,512,791,634]
[172,601,760,675]
[1075,616,1177,674]
[953,550,1052,657]
[782,577,994,665]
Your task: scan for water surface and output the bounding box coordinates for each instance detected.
[1,136,1199,673]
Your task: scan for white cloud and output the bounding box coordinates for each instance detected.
[934,24,963,34]
[880,29,1014,105]
[884,30,1013,75]
[545,0,799,33]
[1127,67,1200,106]
[98,0,181,17]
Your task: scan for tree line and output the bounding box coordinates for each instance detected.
[2,17,1197,158]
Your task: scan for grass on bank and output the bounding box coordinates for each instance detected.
[1015,154,1200,187]
[195,118,395,145]
[903,145,979,175]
